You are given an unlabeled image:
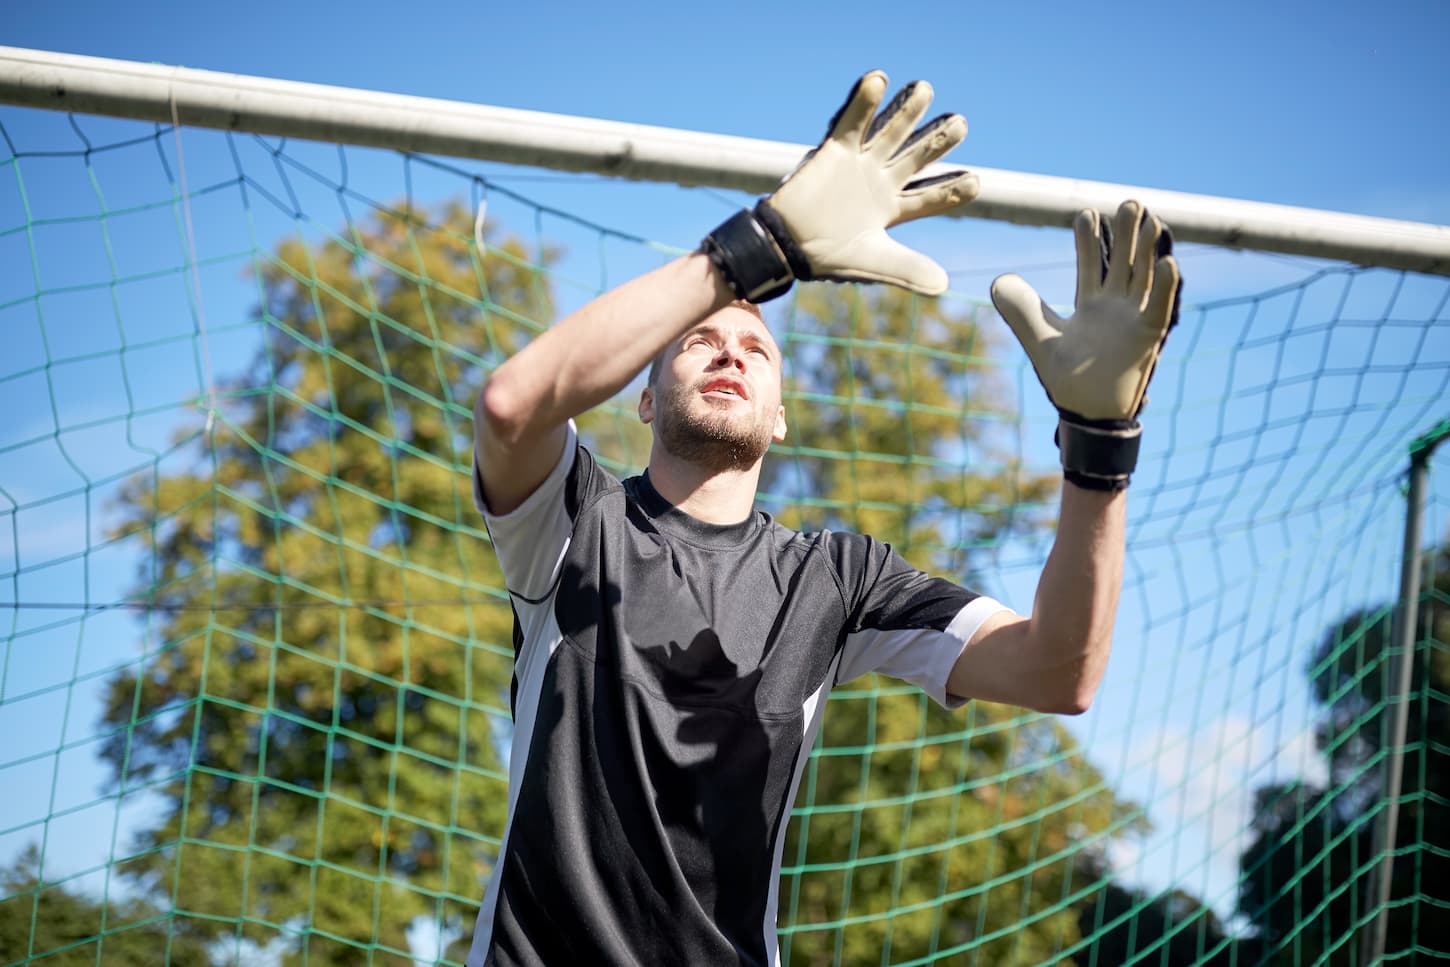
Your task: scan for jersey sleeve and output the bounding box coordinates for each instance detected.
[473,420,614,601]
[832,534,1013,709]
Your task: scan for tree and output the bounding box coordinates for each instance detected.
[0,846,212,965]
[100,201,551,963]
[761,283,1138,965]
[1238,547,1450,964]
[94,202,1145,966]
[767,282,1054,565]
[1072,852,1265,967]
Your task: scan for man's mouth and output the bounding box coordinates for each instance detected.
[700,378,748,400]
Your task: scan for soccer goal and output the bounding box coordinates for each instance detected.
[1,46,1447,966]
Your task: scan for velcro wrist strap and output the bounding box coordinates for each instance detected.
[702,209,795,304]
[1056,417,1142,492]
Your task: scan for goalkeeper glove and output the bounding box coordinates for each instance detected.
[990,200,1183,491]
[703,70,979,302]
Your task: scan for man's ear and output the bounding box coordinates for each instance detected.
[639,386,655,425]
[772,404,787,443]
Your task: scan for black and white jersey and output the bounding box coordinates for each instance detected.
[466,423,1008,967]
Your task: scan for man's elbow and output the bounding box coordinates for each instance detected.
[1032,647,1106,716]
[1025,678,1096,716]
[476,377,530,450]
[1046,687,1096,716]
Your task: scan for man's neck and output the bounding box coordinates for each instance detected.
[645,447,762,525]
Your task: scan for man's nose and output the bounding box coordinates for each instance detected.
[712,344,747,372]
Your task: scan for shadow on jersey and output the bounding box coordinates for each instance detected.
[635,628,774,943]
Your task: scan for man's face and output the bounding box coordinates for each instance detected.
[640,306,787,472]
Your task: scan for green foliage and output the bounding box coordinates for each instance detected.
[100,201,550,963]
[1073,853,1263,967]
[87,200,1150,966]
[753,283,1135,964]
[1238,547,1450,964]
[768,282,1055,572]
[781,696,1139,965]
[0,846,212,966]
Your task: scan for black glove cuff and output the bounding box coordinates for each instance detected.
[702,209,795,303]
[1055,414,1141,492]
[752,201,814,282]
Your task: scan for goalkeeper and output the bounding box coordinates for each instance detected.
[466,71,1180,966]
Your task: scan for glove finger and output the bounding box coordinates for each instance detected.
[1131,211,1163,305]
[887,113,967,177]
[853,234,950,295]
[1073,209,1104,302]
[1146,253,1183,335]
[864,80,934,157]
[892,169,980,224]
[825,71,889,147]
[991,273,1061,350]
[1105,200,1143,293]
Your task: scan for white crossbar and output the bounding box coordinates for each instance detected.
[2,45,1447,276]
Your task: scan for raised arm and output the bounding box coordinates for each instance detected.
[475,254,730,514]
[948,201,1182,713]
[474,70,980,514]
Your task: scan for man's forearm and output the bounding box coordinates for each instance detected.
[954,201,1177,714]
[946,480,1126,713]
[480,251,732,444]
[1026,482,1126,712]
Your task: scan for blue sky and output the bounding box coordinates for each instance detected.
[7,0,1450,224]
[3,0,1449,953]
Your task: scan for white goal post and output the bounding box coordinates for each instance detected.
[1,44,1448,276]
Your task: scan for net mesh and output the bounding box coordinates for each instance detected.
[1,106,1447,966]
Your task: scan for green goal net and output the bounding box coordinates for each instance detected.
[1,100,1447,967]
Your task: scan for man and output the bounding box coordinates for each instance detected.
[466,71,1180,966]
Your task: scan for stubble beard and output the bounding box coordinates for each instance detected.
[655,379,775,473]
